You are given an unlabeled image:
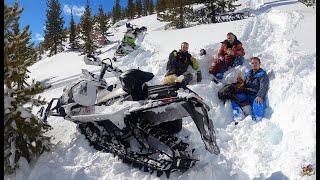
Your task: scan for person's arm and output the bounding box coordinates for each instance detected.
[256,74,269,99]
[166,51,177,74]
[190,56,199,70]
[243,72,258,94]
[217,44,225,59]
[233,44,245,57]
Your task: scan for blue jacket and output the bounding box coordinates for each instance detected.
[244,68,269,99]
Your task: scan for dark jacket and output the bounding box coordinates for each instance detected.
[244,68,269,99]
[166,50,198,76]
[218,38,245,63]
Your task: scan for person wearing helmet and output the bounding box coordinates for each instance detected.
[122,25,137,47]
[164,42,200,87]
[116,23,137,55]
[209,32,245,80]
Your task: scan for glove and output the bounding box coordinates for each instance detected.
[226,48,234,55]
[191,57,197,63]
[236,72,243,82]
[235,82,245,92]
[216,57,224,63]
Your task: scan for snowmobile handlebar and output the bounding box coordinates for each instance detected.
[84,55,123,80]
[84,55,113,67]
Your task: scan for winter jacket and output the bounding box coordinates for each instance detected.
[218,38,245,63]
[166,50,199,76]
[122,31,136,45]
[243,68,269,99]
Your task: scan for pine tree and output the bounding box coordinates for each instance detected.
[4,2,51,174]
[127,0,135,19]
[136,0,143,17]
[157,0,193,29]
[69,10,78,50]
[207,0,217,11]
[112,0,122,24]
[149,0,154,15]
[80,0,94,55]
[216,0,227,13]
[156,0,167,13]
[143,0,150,16]
[96,4,110,37]
[225,0,241,12]
[44,0,65,56]
[122,8,128,19]
[298,0,316,7]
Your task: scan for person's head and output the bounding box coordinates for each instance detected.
[226,32,236,44]
[250,57,261,71]
[180,42,189,53]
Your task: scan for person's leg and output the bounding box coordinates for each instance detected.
[210,59,228,80]
[182,72,193,86]
[231,93,248,123]
[233,56,245,67]
[209,58,224,75]
[248,95,264,121]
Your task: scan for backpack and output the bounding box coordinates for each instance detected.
[217,83,237,101]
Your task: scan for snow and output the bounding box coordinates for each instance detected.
[6,0,316,179]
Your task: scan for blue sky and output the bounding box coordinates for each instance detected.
[5,0,155,46]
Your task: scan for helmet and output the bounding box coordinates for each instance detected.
[126,23,131,28]
[200,49,206,56]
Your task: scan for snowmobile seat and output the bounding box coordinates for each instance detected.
[140,26,147,32]
[119,69,154,101]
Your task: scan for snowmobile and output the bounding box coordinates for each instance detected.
[37,55,220,178]
[115,23,147,56]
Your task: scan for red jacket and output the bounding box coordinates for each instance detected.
[217,39,245,62]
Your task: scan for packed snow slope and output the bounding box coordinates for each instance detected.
[10,0,316,179]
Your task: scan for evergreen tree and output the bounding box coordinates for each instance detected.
[80,0,94,55]
[69,10,78,50]
[136,0,143,17]
[298,0,316,7]
[44,0,65,56]
[127,0,135,19]
[122,7,128,19]
[4,2,51,174]
[112,0,122,24]
[157,0,193,29]
[225,0,241,12]
[149,0,154,14]
[208,0,217,11]
[156,0,167,13]
[96,4,110,36]
[143,0,150,16]
[216,0,227,13]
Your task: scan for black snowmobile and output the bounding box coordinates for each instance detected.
[37,55,220,178]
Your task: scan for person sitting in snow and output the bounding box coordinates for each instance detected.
[209,32,245,80]
[231,57,269,124]
[164,42,200,87]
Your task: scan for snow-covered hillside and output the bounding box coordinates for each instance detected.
[8,0,316,179]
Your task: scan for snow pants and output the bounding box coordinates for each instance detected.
[230,92,265,122]
[209,56,244,79]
